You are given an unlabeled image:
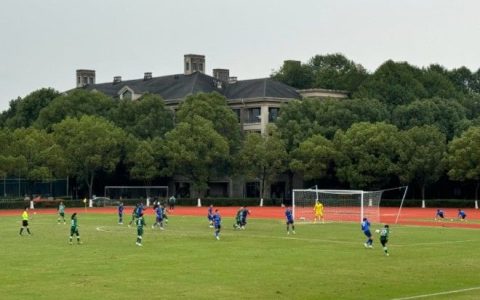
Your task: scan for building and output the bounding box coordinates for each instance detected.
[76,54,348,199]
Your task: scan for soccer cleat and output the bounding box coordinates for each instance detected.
[292,231,296,235]
[151,225,155,229]
[287,231,290,235]
[216,236,220,240]
[368,245,373,249]
[386,253,389,256]
[364,243,368,248]
[160,227,164,230]
[69,242,73,245]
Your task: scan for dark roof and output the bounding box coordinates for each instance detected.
[82,72,300,100]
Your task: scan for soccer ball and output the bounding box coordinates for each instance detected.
[375,229,380,233]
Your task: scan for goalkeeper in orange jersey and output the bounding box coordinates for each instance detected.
[313,200,324,223]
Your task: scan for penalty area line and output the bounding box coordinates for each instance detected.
[391,286,480,300]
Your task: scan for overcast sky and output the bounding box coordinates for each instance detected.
[1,0,479,111]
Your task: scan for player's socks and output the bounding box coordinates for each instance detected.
[27,228,31,235]
[19,228,23,235]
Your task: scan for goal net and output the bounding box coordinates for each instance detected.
[104,186,168,205]
[292,186,408,223]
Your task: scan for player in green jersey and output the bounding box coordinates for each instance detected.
[379,224,390,256]
[58,202,66,224]
[69,213,81,245]
[136,213,146,246]
[233,207,243,229]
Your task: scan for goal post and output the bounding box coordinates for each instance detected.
[292,186,408,224]
[104,186,169,205]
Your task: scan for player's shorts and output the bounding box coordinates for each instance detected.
[315,213,323,217]
[363,230,372,238]
[460,215,466,219]
[286,219,294,225]
[156,216,163,222]
[208,215,213,221]
[70,227,79,236]
[137,228,144,236]
[380,237,388,247]
[59,212,65,217]
[22,220,28,227]
[241,218,247,225]
[437,213,444,218]
[215,224,221,230]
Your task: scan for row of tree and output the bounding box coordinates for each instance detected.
[0,54,479,200]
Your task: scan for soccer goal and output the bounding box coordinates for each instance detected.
[292,186,408,223]
[104,186,169,205]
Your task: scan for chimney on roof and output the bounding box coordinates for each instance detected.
[144,72,152,80]
[184,54,205,75]
[113,76,122,84]
[213,69,229,82]
[228,76,238,84]
[76,69,95,88]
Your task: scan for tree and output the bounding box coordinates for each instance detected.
[334,122,401,189]
[309,53,369,92]
[2,88,60,129]
[354,60,427,106]
[53,116,127,198]
[176,92,241,154]
[445,126,480,200]
[163,116,229,197]
[109,94,174,139]
[236,127,287,199]
[290,134,337,181]
[271,60,314,89]
[398,126,446,200]
[391,98,467,140]
[420,69,457,99]
[35,89,115,131]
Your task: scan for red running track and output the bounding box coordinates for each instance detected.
[1,206,479,229]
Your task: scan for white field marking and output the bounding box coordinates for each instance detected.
[94,226,479,247]
[391,286,480,300]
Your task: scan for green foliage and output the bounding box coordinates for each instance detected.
[127,139,160,184]
[309,53,369,92]
[334,122,401,188]
[52,115,127,198]
[392,98,466,140]
[164,116,229,197]
[109,94,174,139]
[235,127,287,198]
[398,126,446,200]
[446,127,480,199]
[354,60,427,106]
[35,89,116,131]
[271,60,314,89]
[1,88,60,129]
[290,134,337,180]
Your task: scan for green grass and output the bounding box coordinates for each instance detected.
[1,213,480,300]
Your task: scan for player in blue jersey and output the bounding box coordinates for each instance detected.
[285,207,295,235]
[152,204,165,230]
[118,202,124,224]
[240,206,250,230]
[207,204,214,228]
[213,209,221,240]
[362,218,373,248]
[435,209,445,221]
[458,209,467,221]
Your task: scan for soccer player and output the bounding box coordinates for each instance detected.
[58,201,66,224]
[313,200,324,223]
[285,207,295,235]
[19,207,32,235]
[136,213,146,246]
[362,217,373,248]
[128,203,139,227]
[118,202,124,224]
[379,224,390,256]
[213,209,221,240]
[152,204,165,230]
[69,213,81,245]
[241,206,250,229]
[207,204,214,228]
[458,209,467,221]
[435,209,445,221]
[168,195,176,210]
[233,206,243,230]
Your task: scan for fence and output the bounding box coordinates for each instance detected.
[0,177,69,199]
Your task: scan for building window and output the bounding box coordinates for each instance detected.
[77,76,81,84]
[193,63,197,71]
[122,90,132,100]
[245,182,260,198]
[83,76,88,85]
[244,107,261,123]
[199,63,203,72]
[186,62,190,71]
[268,107,280,122]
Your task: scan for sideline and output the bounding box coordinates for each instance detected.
[391,286,480,300]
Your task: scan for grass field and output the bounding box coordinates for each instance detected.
[1,211,480,300]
